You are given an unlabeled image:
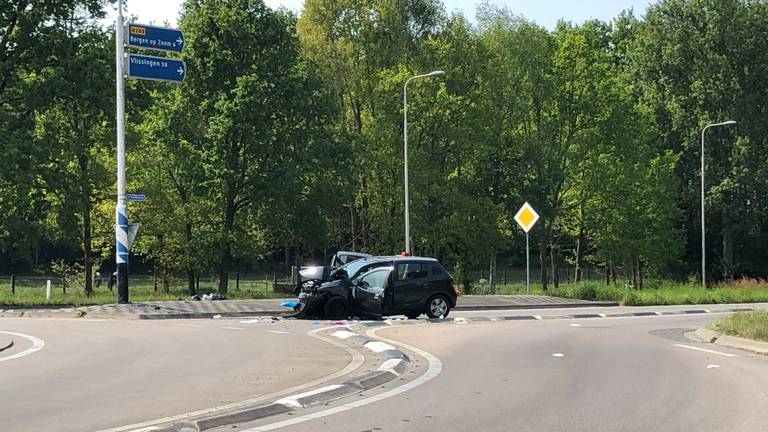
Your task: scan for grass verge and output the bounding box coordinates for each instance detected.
[466,280,768,306]
[0,282,285,307]
[713,311,768,342]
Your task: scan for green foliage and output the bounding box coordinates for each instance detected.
[714,311,768,343]
[1,0,768,296]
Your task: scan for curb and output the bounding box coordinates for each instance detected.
[693,327,768,355]
[454,301,618,311]
[154,326,409,432]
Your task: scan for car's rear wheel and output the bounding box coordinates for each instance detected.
[425,295,451,319]
[323,296,349,320]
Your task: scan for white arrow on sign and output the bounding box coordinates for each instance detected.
[176,37,184,46]
[177,67,184,75]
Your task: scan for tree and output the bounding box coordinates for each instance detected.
[33,24,114,295]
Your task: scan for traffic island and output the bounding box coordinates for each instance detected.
[154,326,412,432]
[693,326,768,355]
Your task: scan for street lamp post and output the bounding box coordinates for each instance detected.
[403,70,445,255]
[700,120,736,288]
[115,0,129,303]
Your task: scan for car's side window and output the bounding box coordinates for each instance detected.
[397,263,428,281]
[357,268,390,294]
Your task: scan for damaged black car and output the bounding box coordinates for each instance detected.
[293,256,459,320]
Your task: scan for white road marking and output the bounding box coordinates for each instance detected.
[707,364,721,369]
[569,323,582,327]
[673,344,738,357]
[223,327,245,331]
[0,331,45,362]
[275,385,346,408]
[552,353,565,358]
[533,315,542,320]
[240,324,443,432]
[266,331,289,334]
[331,330,358,340]
[177,324,200,328]
[363,341,396,353]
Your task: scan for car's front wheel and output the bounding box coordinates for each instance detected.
[425,295,451,319]
[323,296,349,320]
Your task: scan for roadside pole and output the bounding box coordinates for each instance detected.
[514,202,539,296]
[115,0,129,303]
[526,233,530,295]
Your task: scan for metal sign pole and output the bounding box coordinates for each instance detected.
[115,0,129,303]
[526,233,530,295]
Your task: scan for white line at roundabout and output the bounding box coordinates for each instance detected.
[0,331,45,362]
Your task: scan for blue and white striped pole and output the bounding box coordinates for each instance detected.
[115,0,129,303]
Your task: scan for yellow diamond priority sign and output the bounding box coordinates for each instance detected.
[514,202,539,233]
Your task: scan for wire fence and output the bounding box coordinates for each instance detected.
[0,272,295,302]
[463,266,605,285]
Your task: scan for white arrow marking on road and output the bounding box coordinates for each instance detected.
[0,331,45,362]
[673,344,738,357]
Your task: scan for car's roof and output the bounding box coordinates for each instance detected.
[369,256,439,262]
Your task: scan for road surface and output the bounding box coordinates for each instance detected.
[0,318,351,432]
[224,310,768,432]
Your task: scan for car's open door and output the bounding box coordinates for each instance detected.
[351,266,393,316]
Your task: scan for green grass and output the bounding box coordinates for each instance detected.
[713,311,768,342]
[0,279,286,307]
[464,280,768,306]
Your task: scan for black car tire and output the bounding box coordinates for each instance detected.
[425,294,451,319]
[324,296,349,320]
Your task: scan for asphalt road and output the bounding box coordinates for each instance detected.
[228,312,768,432]
[0,318,351,432]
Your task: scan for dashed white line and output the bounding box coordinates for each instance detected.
[223,327,246,331]
[266,331,289,334]
[673,344,738,357]
[0,331,45,362]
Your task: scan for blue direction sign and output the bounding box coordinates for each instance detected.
[126,54,186,83]
[126,23,184,53]
[126,194,146,202]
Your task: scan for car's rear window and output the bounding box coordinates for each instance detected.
[432,264,448,276]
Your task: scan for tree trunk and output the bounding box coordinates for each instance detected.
[549,242,559,289]
[540,242,549,291]
[185,222,196,296]
[218,196,236,295]
[574,231,584,282]
[79,154,93,296]
[605,264,610,285]
[637,260,644,290]
[187,268,195,297]
[283,239,289,270]
[721,227,736,282]
[489,254,497,295]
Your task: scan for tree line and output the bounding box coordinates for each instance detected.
[1,0,766,295]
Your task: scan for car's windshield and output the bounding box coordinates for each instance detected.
[336,258,376,280]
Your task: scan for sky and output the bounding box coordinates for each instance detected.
[106,0,655,29]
